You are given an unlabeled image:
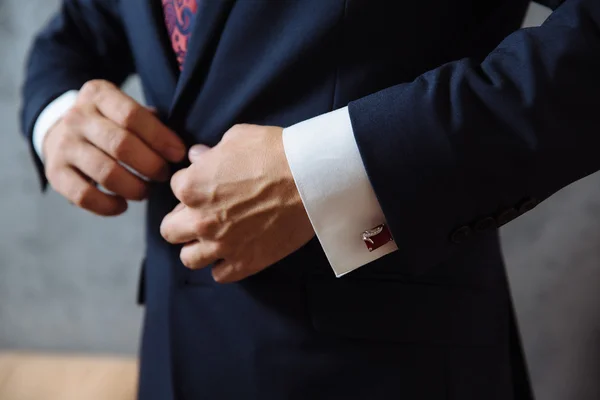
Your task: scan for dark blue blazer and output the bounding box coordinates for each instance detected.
[21,0,598,399]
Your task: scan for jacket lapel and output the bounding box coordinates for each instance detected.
[125,0,179,110]
[169,0,236,119]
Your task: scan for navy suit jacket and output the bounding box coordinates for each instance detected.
[21,0,599,399]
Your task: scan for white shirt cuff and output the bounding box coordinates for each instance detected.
[31,89,147,194]
[283,107,398,277]
[32,90,79,163]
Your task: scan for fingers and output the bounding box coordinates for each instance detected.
[44,79,188,217]
[48,166,128,216]
[161,203,225,270]
[211,260,265,284]
[79,80,186,162]
[169,168,208,208]
[160,204,203,244]
[210,261,240,284]
[179,240,224,270]
[81,115,170,182]
[188,144,211,164]
[67,141,148,201]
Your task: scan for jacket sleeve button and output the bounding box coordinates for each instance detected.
[496,208,519,226]
[473,217,497,232]
[518,197,539,214]
[450,226,472,244]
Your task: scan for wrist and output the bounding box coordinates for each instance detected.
[42,120,61,164]
[32,90,79,163]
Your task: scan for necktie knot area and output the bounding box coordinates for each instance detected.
[162,0,199,70]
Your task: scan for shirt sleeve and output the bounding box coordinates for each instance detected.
[32,90,79,163]
[282,107,398,277]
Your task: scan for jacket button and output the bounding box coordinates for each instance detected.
[496,208,519,226]
[518,197,539,214]
[473,217,497,232]
[450,226,471,244]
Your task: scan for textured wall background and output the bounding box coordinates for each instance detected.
[0,2,598,399]
[0,0,145,355]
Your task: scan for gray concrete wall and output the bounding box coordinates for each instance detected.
[0,0,144,355]
[1,2,598,399]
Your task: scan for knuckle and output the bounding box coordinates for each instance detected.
[216,208,228,224]
[180,252,196,270]
[96,161,119,185]
[53,132,73,153]
[213,242,227,257]
[80,80,107,97]
[171,178,183,198]
[107,130,130,159]
[203,214,222,235]
[173,179,194,204]
[192,217,209,236]
[61,106,85,127]
[44,139,65,165]
[179,186,196,205]
[71,185,94,208]
[159,223,171,243]
[46,154,67,172]
[44,164,61,185]
[117,103,141,128]
[212,262,239,284]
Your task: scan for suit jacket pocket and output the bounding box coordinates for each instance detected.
[306,274,508,346]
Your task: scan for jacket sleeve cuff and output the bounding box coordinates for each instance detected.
[32,90,79,163]
[282,107,398,277]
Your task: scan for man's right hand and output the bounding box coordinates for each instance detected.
[43,80,186,216]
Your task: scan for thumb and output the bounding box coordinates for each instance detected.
[189,144,211,163]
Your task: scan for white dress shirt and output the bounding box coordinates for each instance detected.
[33,90,398,277]
[283,108,398,276]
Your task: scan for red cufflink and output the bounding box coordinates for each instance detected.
[362,224,394,252]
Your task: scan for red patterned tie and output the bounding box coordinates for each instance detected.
[162,0,199,70]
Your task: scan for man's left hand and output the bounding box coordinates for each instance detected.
[160,124,315,283]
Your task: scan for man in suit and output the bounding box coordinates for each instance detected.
[20,0,599,398]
